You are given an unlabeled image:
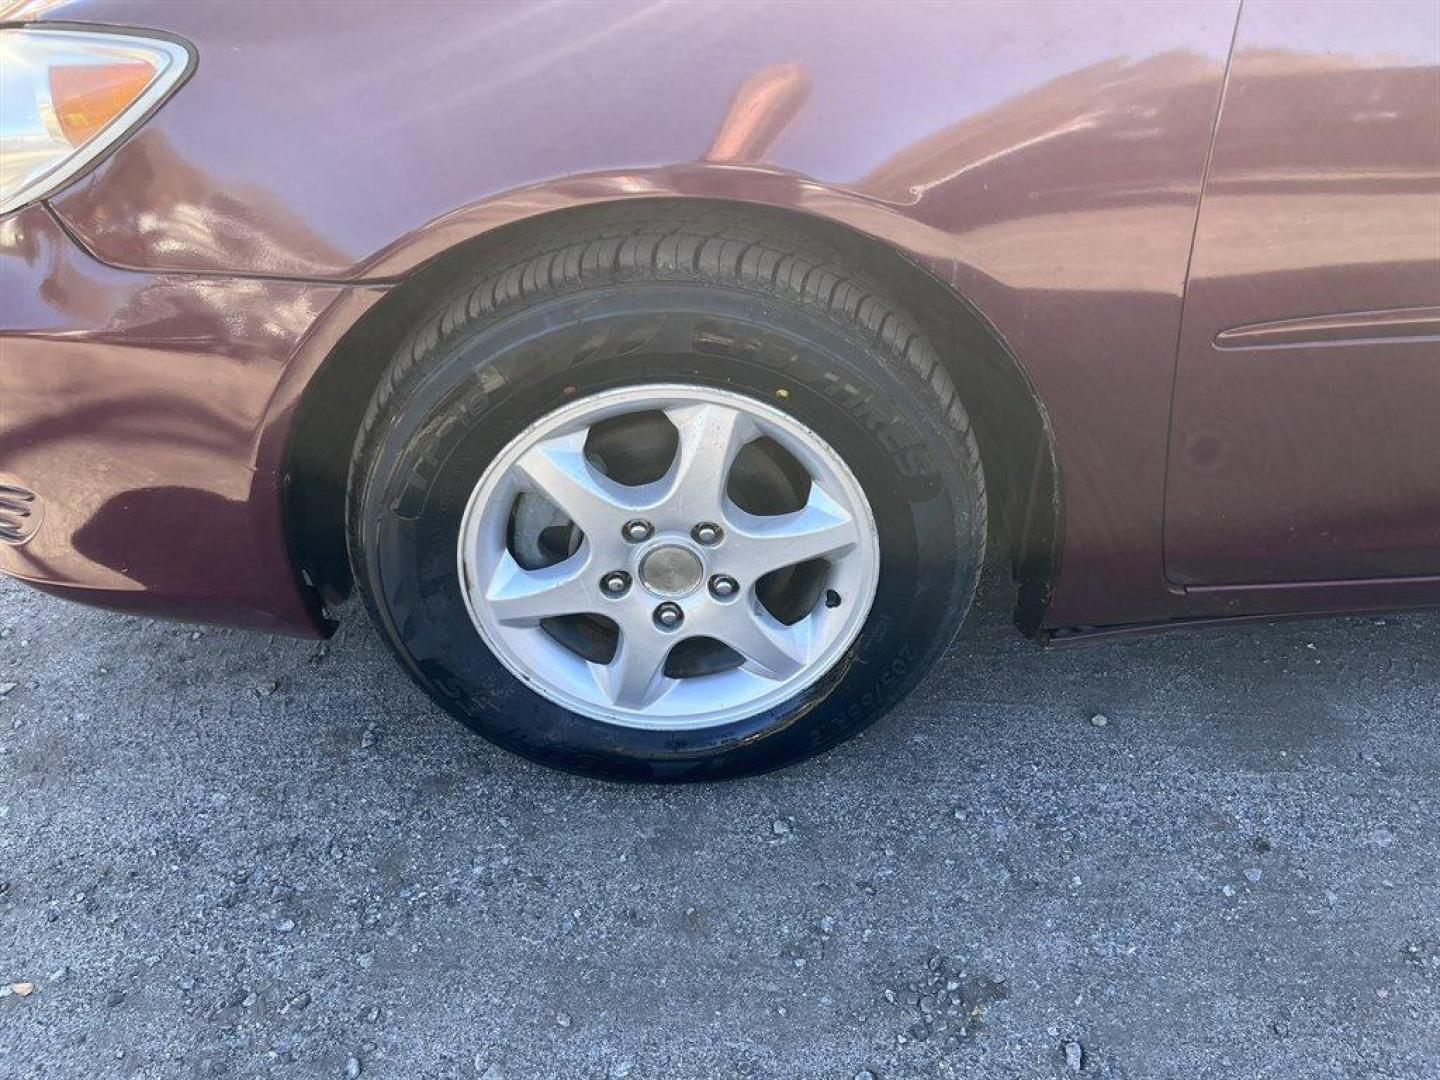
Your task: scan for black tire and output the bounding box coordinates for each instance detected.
[347,205,985,781]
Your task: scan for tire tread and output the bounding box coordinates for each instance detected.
[348,205,987,717]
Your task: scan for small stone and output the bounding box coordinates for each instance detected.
[1243,868,1263,884]
[0,682,16,696]
[276,918,297,933]
[48,967,68,983]
[771,819,791,837]
[344,1056,363,1078]
[360,725,378,749]
[1222,885,1236,898]
[10,981,35,997]
[555,1011,572,1028]
[254,680,278,698]
[475,1064,503,1080]
[1064,1039,1084,1072]
[1089,713,1109,728]
[855,1070,878,1080]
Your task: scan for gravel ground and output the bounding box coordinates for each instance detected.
[1,570,1437,1079]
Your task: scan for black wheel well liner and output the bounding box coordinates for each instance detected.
[282,198,1061,636]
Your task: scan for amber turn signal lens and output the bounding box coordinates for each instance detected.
[49,61,157,146]
[1,28,190,215]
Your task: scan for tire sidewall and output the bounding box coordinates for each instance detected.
[355,284,980,780]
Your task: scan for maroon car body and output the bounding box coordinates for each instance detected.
[2,0,1438,641]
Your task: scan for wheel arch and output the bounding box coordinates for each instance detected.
[282,195,1062,636]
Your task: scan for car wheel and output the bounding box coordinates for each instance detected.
[347,207,986,780]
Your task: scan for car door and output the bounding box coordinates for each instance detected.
[1163,0,1440,586]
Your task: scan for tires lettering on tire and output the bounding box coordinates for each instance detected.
[839,642,916,726]
[817,372,937,487]
[570,315,667,369]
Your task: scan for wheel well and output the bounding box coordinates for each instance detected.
[283,198,1061,634]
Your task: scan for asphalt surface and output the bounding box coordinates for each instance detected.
[1,570,1437,1079]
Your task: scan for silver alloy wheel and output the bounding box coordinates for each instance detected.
[456,384,881,730]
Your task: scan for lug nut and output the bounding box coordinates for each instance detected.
[601,571,631,597]
[653,602,684,630]
[692,522,723,546]
[623,519,653,543]
[709,574,739,599]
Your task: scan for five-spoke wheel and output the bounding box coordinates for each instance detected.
[458,386,879,729]
[347,207,984,779]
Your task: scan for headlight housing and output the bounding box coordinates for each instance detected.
[0,26,192,215]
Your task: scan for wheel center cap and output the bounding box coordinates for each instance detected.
[638,544,704,598]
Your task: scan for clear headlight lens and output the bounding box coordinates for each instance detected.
[0,27,191,215]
